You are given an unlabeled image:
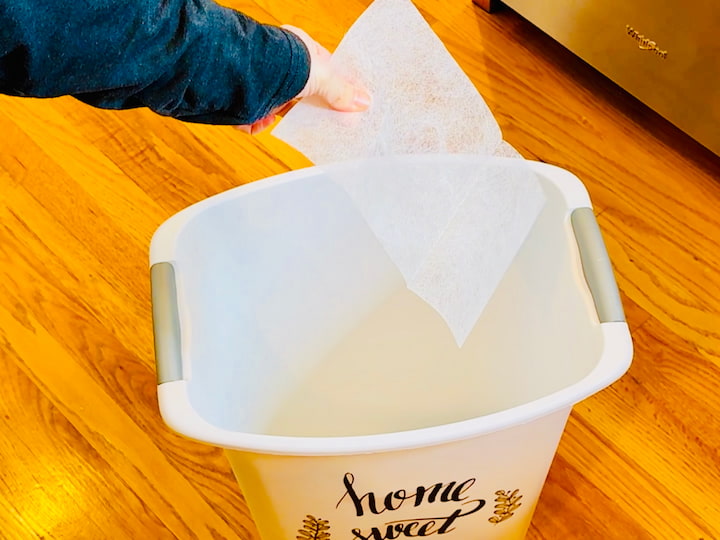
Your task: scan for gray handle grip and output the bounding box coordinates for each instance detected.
[150,262,184,384]
[571,208,626,323]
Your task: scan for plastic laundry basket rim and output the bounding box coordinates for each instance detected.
[150,156,592,263]
[155,322,631,456]
[150,155,633,456]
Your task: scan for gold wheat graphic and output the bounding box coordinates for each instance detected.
[489,489,523,524]
[296,515,331,540]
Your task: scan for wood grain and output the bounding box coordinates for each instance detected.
[1,1,719,538]
[471,0,500,13]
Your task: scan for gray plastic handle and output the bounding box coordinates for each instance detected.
[571,208,626,323]
[150,262,184,384]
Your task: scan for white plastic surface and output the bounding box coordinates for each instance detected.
[226,408,572,540]
[151,156,630,454]
[150,155,632,540]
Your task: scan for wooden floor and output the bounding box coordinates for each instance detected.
[2,0,719,538]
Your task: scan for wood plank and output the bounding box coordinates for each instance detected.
[546,321,720,537]
[1,0,719,538]
[0,357,174,539]
[0,300,256,539]
[599,205,720,364]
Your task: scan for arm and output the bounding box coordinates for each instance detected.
[0,0,309,124]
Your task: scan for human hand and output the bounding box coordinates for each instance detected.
[237,25,370,135]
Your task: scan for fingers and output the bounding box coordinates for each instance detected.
[282,25,371,113]
[251,114,277,134]
[235,113,277,135]
[236,25,371,136]
[317,72,371,112]
[273,100,297,117]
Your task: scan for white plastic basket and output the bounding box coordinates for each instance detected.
[150,155,632,540]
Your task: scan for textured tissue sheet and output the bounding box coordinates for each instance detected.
[272,0,546,346]
[273,0,520,161]
[323,157,545,346]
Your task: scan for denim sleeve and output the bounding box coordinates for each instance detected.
[0,0,310,124]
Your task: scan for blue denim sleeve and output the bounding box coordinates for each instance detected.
[0,0,310,124]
